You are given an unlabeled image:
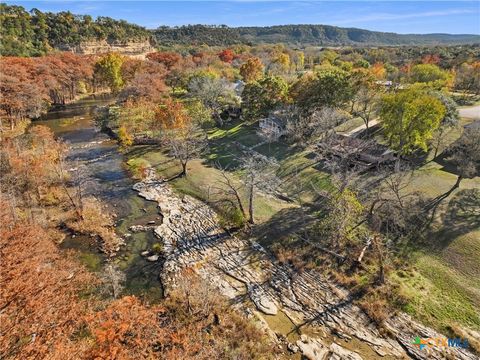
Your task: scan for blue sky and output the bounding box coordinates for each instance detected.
[7,1,480,34]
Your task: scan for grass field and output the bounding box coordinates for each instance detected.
[391,114,480,336]
[125,142,295,225]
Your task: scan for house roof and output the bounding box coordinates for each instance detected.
[317,133,395,165]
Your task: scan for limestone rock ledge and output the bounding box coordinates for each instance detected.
[133,169,477,360]
[57,39,154,58]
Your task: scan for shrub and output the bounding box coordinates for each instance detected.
[152,242,163,254]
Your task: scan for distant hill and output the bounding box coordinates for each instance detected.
[154,24,480,47]
[2,3,479,57]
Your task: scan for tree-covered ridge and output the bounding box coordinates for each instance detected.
[154,24,480,46]
[155,25,242,46]
[0,4,151,56]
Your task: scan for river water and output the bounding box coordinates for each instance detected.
[36,94,163,301]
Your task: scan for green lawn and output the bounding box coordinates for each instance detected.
[393,241,480,334]
[125,143,294,225]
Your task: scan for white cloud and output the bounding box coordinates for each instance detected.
[334,8,477,25]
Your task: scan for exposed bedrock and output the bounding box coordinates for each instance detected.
[133,169,476,360]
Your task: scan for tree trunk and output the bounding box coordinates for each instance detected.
[180,161,187,177]
[453,175,462,190]
[233,191,246,219]
[394,157,401,173]
[248,183,254,224]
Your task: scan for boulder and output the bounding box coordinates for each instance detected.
[129,225,154,233]
[296,335,328,360]
[329,343,363,360]
[248,284,278,315]
[146,254,159,262]
[287,342,299,353]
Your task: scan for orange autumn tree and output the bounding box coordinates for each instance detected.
[154,97,190,130]
[218,48,235,63]
[422,54,441,65]
[0,217,97,359]
[154,98,207,177]
[146,51,182,70]
[370,62,386,80]
[86,271,275,359]
[240,57,264,83]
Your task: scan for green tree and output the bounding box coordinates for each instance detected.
[409,64,452,88]
[94,53,124,92]
[242,76,288,121]
[295,67,352,112]
[379,89,445,155]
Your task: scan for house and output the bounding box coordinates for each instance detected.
[316,134,396,168]
[375,80,393,87]
[233,80,245,96]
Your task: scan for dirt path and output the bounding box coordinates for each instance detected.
[133,169,476,360]
[459,105,480,120]
[344,119,379,137]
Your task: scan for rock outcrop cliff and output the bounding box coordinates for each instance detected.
[58,40,154,58]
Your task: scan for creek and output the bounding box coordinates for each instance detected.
[36,94,163,302]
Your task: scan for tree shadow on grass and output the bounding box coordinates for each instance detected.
[434,151,462,176]
[125,144,160,159]
[430,188,480,250]
[252,206,318,249]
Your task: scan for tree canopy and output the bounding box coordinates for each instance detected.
[0,4,150,56]
[242,76,289,120]
[379,89,446,155]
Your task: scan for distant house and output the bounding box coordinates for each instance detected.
[233,80,245,96]
[316,134,396,168]
[375,80,393,87]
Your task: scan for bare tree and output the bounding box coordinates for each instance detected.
[187,76,239,125]
[240,154,280,224]
[365,166,425,239]
[447,127,480,189]
[316,133,378,192]
[285,106,348,145]
[164,123,208,178]
[350,83,382,133]
[215,166,247,220]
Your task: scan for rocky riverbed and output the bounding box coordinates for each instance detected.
[133,168,477,360]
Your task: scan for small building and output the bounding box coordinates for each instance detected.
[375,80,393,87]
[233,80,245,96]
[316,134,396,168]
[259,115,287,138]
